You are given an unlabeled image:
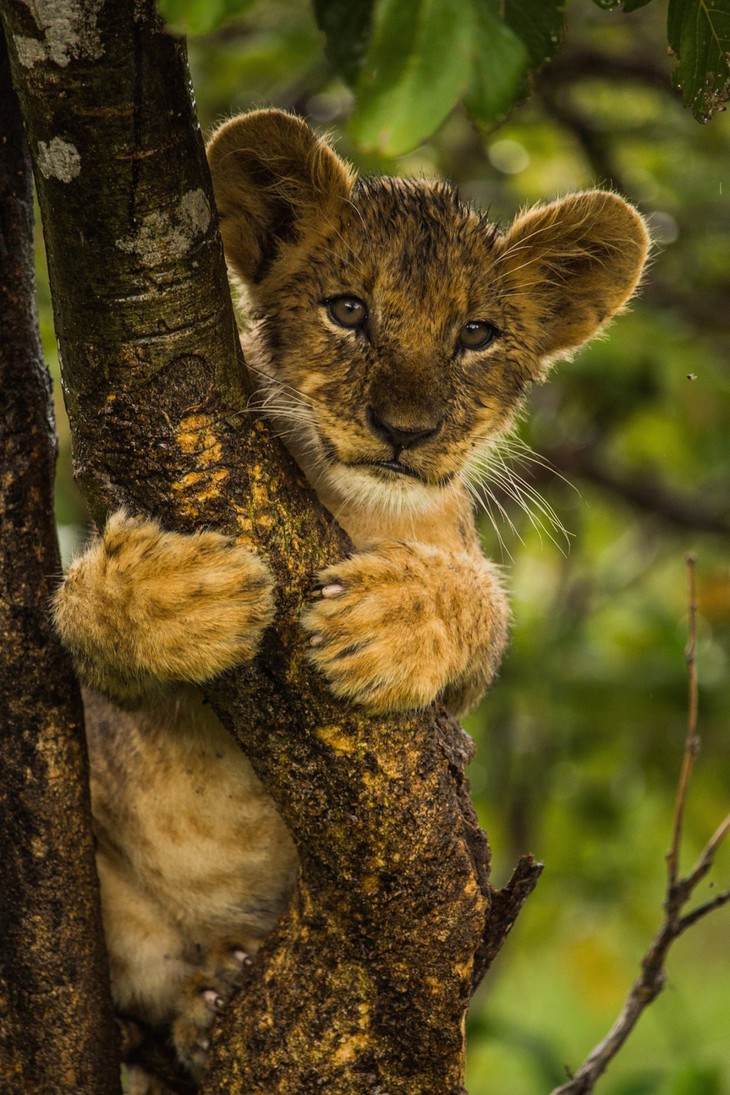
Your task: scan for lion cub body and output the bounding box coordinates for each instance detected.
[54,109,649,1078]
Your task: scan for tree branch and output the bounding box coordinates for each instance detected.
[0,22,120,1095]
[1,2,534,1090]
[473,855,544,988]
[539,48,672,97]
[496,441,730,541]
[575,455,730,539]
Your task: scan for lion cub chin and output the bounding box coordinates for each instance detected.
[53,108,649,1082]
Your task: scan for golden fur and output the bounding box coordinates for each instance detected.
[53,109,649,1081]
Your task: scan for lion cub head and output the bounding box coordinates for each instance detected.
[207,110,649,516]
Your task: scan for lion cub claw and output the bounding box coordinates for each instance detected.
[173,944,252,1079]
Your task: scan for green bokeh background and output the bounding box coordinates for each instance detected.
[40,1,729,1091]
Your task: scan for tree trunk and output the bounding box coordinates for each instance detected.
[0,24,120,1095]
[0,1,540,1090]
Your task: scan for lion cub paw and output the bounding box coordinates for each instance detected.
[172,944,252,1080]
[301,541,457,713]
[55,510,275,698]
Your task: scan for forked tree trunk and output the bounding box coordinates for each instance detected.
[0,2,540,1091]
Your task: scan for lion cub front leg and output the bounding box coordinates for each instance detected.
[54,509,275,703]
[301,540,509,717]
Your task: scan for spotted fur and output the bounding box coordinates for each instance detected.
[53,109,649,1082]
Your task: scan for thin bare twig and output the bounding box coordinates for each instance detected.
[550,555,729,1095]
[666,553,700,893]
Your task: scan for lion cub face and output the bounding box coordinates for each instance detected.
[208,110,649,515]
[244,179,521,514]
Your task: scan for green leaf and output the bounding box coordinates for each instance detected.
[312,0,375,86]
[465,0,530,128]
[158,0,255,36]
[504,0,566,68]
[350,0,476,155]
[668,0,730,121]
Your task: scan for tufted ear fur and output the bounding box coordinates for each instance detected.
[206,109,355,285]
[497,190,650,366]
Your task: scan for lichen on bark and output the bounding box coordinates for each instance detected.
[1,1,541,1090]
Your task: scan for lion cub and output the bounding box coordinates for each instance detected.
[54,109,649,1080]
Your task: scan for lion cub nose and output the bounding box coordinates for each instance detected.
[366,406,442,452]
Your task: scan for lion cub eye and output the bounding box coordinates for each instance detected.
[459,320,498,351]
[326,296,368,329]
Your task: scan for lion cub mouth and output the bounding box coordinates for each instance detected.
[363,459,456,490]
[370,460,425,482]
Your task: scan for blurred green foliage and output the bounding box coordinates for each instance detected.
[44,0,729,1091]
[160,0,730,140]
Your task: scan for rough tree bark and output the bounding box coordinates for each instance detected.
[0,1,541,1091]
[0,26,120,1095]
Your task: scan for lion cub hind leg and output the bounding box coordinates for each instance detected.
[124,1065,179,1095]
[172,939,254,1080]
[54,509,275,702]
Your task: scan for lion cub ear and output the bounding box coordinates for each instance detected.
[206,109,355,285]
[497,190,650,367]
